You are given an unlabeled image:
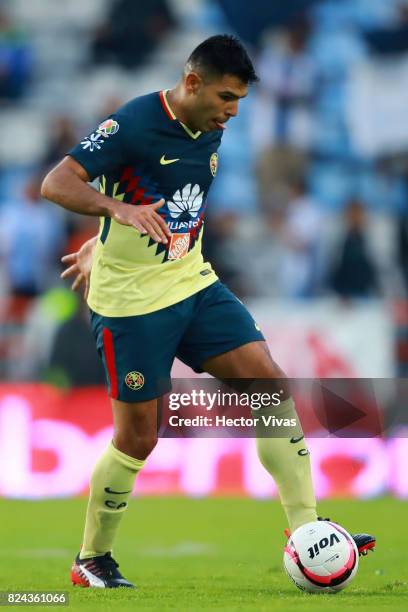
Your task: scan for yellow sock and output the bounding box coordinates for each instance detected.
[80,441,145,559]
[256,397,317,532]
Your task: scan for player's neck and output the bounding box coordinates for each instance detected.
[166,87,199,133]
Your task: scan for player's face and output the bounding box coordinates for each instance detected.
[188,73,248,132]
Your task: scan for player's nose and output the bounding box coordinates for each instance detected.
[226,101,238,118]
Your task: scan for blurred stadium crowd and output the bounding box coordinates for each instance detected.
[0,0,408,384]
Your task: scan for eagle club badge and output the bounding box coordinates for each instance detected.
[125,371,144,390]
[210,152,218,177]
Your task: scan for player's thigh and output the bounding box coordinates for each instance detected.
[202,340,285,379]
[203,341,290,398]
[90,308,181,403]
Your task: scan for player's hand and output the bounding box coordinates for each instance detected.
[60,236,97,300]
[111,197,171,243]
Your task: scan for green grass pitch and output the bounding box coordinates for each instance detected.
[1,497,407,611]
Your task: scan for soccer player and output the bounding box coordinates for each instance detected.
[41,35,375,588]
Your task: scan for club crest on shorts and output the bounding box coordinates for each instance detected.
[210,152,218,176]
[125,371,144,390]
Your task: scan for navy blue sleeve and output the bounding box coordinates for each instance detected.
[68,112,132,181]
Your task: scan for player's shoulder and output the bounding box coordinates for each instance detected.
[114,92,162,125]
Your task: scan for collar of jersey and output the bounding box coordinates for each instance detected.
[159,89,202,140]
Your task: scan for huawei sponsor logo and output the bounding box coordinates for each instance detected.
[167,183,203,219]
[168,219,200,231]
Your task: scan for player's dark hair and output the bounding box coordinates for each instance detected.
[187,34,258,84]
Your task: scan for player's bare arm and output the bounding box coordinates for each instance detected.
[41,156,171,244]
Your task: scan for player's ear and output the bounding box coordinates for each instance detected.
[185,71,203,95]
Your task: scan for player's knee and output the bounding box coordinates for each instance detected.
[113,433,158,460]
[132,435,158,460]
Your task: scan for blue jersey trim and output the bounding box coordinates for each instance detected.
[100,217,111,244]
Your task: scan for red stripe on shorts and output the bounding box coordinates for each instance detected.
[102,327,118,399]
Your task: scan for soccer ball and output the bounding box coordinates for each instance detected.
[283,520,359,593]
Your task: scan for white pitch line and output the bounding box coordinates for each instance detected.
[2,548,70,558]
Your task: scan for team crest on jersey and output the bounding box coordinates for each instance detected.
[210,152,218,176]
[168,233,191,259]
[125,371,144,390]
[167,184,203,219]
[97,118,119,137]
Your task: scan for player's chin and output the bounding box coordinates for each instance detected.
[203,122,217,133]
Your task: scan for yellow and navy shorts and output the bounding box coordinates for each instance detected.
[90,281,264,402]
